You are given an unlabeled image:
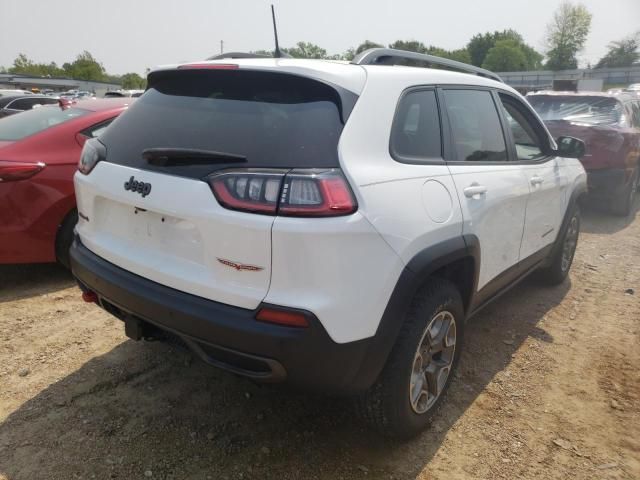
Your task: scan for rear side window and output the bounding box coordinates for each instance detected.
[443,89,507,162]
[0,107,88,141]
[100,70,356,178]
[390,89,442,162]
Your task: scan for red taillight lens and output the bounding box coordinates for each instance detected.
[210,170,284,214]
[207,168,357,217]
[279,169,357,216]
[0,160,45,182]
[256,307,309,328]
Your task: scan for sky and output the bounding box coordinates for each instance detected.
[0,0,638,75]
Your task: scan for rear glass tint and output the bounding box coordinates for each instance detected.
[0,106,88,141]
[100,70,355,178]
[390,89,442,162]
[528,95,622,126]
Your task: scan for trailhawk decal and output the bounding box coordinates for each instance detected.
[217,258,264,272]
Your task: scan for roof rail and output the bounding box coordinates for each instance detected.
[206,52,272,60]
[351,48,503,83]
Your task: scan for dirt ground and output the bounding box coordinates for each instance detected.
[0,204,638,480]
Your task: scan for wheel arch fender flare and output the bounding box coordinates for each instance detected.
[349,235,480,391]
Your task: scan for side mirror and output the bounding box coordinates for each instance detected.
[555,136,586,159]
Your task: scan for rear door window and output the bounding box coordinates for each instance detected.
[442,89,508,162]
[390,89,442,162]
[100,70,357,179]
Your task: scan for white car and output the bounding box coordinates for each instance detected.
[0,89,33,97]
[70,49,587,437]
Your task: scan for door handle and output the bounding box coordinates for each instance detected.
[530,176,544,186]
[463,183,488,198]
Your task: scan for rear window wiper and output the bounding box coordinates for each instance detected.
[142,148,247,166]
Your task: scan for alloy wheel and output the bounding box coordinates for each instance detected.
[561,215,579,273]
[409,311,457,414]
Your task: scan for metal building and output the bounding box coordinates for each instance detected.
[0,73,121,96]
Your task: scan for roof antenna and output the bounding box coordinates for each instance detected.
[271,4,283,58]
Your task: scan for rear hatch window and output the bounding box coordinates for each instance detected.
[100,69,356,179]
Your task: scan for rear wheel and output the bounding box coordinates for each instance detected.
[55,210,78,269]
[356,279,464,438]
[538,205,580,285]
[610,168,638,217]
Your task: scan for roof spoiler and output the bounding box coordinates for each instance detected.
[351,48,503,83]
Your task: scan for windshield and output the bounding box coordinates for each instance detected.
[528,95,622,126]
[0,106,88,141]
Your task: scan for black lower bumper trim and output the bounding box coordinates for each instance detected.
[70,238,378,394]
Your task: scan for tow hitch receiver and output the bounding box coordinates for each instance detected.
[124,316,145,341]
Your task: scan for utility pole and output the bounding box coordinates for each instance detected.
[220,40,224,54]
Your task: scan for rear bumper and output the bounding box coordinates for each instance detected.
[70,237,381,394]
[587,168,629,199]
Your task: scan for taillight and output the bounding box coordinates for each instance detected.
[0,160,45,182]
[210,170,284,214]
[279,169,357,216]
[78,138,106,175]
[207,168,357,217]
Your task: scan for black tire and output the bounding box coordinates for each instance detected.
[355,278,464,439]
[538,205,580,285]
[55,210,78,269]
[610,168,638,217]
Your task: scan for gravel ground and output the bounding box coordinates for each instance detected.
[0,204,639,480]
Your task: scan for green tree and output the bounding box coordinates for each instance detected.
[482,40,528,72]
[545,1,592,70]
[387,41,473,65]
[62,51,107,81]
[282,42,327,59]
[343,40,384,61]
[389,40,428,53]
[356,40,383,55]
[425,46,472,64]
[467,30,542,70]
[520,44,544,70]
[120,72,146,89]
[8,53,64,77]
[595,32,640,68]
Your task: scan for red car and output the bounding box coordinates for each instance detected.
[528,91,640,215]
[0,98,133,266]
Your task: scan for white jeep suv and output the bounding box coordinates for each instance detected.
[71,49,587,437]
